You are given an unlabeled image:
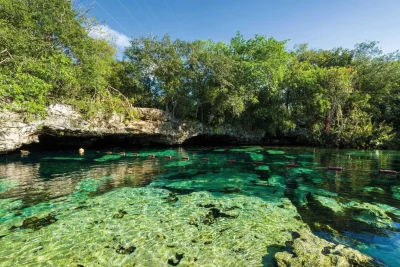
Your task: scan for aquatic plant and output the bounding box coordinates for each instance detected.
[392,186,400,200]
[362,186,385,195]
[136,150,178,158]
[164,160,193,167]
[94,155,121,162]
[248,152,264,161]
[267,150,285,155]
[230,147,263,152]
[255,165,270,171]
[298,154,315,159]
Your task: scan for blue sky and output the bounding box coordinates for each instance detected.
[81,0,400,54]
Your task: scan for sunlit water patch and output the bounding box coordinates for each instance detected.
[0,147,399,266]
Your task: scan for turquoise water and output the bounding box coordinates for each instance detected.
[0,147,399,266]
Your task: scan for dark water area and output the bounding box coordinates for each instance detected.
[0,147,399,266]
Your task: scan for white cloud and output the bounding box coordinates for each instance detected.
[88,25,130,50]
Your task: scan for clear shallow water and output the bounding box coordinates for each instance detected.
[0,147,399,266]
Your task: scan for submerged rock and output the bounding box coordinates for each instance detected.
[164,160,193,167]
[362,187,385,195]
[150,171,259,194]
[19,213,57,230]
[274,229,374,267]
[267,150,285,155]
[268,175,286,188]
[255,165,270,171]
[94,155,121,162]
[230,146,263,152]
[344,202,394,229]
[0,179,18,194]
[313,195,344,214]
[248,152,264,161]
[0,187,373,266]
[75,177,113,193]
[392,186,400,200]
[291,168,314,174]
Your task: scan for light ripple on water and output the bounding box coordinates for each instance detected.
[0,147,399,266]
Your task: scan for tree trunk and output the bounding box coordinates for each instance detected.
[201,106,204,133]
[172,102,177,120]
[324,111,331,132]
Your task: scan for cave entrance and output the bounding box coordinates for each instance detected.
[20,134,169,152]
[183,134,238,146]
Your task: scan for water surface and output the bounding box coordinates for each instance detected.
[0,147,399,266]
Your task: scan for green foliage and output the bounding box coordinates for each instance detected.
[0,0,136,119]
[122,35,398,148]
[1,1,399,148]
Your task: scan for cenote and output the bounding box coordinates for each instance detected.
[0,147,399,266]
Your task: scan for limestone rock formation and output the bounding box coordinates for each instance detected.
[0,104,263,153]
[274,229,374,267]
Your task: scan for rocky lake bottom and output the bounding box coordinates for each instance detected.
[0,147,399,266]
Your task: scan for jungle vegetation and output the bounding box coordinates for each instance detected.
[1,0,399,148]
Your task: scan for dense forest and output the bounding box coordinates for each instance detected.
[1,0,400,148]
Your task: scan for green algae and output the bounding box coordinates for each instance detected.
[284,155,296,159]
[293,189,309,206]
[292,168,314,174]
[307,187,338,197]
[164,160,193,167]
[343,201,394,229]
[137,150,178,157]
[270,161,290,165]
[392,186,400,200]
[313,195,343,214]
[375,203,400,218]
[298,154,315,159]
[0,179,18,194]
[42,157,84,161]
[293,185,338,206]
[255,165,270,171]
[298,161,318,167]
[248,152,264,161]
[310,174,325,184]
[230,146,263,152]
[268,175,286,188]
[267,150,285,155]
[213,148,226,152]
[362,186,385,195]
[94,155,121,162]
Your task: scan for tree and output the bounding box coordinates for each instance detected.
[0,0,127,117]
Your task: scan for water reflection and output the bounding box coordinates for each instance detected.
[0,147,400,266]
